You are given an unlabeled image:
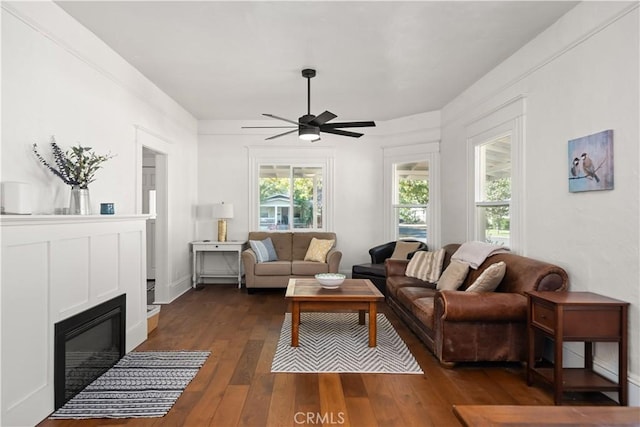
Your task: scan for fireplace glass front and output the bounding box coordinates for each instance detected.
[54,294,126,409]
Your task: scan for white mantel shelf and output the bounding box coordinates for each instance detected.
[0,214,150,226]
[1,214,149,426]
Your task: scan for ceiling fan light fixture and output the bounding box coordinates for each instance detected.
[243,68,375,141]
[299,126,320,141]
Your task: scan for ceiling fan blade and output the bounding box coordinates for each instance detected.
[266,129,298,140]
[321,128,364,138]
[241,126,296,129]
[310,110,337,126]
[263,113,311,127]
[321,121,376,129]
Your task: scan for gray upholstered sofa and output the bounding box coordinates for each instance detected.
[242,231,342,293]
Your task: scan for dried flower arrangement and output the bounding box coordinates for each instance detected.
[33,136,114,189]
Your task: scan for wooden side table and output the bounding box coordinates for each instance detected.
[526,291,629,405]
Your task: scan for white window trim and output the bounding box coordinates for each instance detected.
[466,96,525,251]
[247,146,335,231]
[383,142,440,249]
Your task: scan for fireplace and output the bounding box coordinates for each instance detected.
[54,294,126,409]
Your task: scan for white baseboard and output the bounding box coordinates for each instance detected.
[152,275,191,304]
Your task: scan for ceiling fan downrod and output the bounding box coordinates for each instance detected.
[302,68,316,116]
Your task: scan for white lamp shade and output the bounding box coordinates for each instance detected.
[212,203,234,219]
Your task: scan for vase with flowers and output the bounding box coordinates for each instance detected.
[33,136,114,214]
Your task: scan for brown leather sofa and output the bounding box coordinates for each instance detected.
[242,231,342,293]
[385,243,568,365]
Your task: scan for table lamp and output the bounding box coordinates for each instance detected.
[212,202,234,242]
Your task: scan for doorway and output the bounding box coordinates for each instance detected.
[142,147,158,304]
[136,125,169,305]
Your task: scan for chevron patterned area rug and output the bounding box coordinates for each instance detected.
[271,312,423,374]
[50,351,210,419]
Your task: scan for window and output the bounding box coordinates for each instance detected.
[475,135,511,246]
[258,164,325,231]
[393,161,429,242]
[249,147,333,232]
[466,96,523,251]
[384,143,440,247]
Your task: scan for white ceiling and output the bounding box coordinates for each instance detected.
[56,1,578,122]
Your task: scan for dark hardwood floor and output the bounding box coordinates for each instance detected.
[39,284,568,427]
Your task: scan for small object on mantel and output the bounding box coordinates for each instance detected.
[100,203,115,215]
[1,182,32,214]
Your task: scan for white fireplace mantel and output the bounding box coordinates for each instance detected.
[0,213,150,225]
[1,214,149,426]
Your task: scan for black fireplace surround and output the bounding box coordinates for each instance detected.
[54,294,126,409]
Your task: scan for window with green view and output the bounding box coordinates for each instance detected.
[258,164,324,231]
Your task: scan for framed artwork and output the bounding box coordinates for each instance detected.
[568,129,614,193]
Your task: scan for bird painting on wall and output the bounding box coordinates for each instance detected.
[568,129,613,192]
[580,152,600,182]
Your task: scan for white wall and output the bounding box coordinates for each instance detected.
[441,2,639,404]
[197,111,440,275]
[1,1,199,302]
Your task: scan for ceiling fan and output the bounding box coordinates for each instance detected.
[242,69,376,141]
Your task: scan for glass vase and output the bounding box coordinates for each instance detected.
[69,186,91,215]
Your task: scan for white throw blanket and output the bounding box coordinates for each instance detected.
[451,241,509,269]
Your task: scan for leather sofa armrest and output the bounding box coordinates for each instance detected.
[369,241,396,264]
[435,291,527,322]
[385,258,410,277]
[326,249,342,273]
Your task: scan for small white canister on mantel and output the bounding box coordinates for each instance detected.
[1,182,32,215]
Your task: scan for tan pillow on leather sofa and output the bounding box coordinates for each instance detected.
[304,238,335,262]
[465,261,506,292]
[437,259,469,291]
[390,241,422,260]
[406,248,445,283]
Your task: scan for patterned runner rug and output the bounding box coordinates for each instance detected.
[50,350,210,419]
[271,312,423,374]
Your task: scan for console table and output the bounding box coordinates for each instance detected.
[526,291,629,405]
[191,240,247,288]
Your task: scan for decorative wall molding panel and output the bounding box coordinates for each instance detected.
[1,215,148,427]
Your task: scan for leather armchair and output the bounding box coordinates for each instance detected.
[352,240,427,294]
[369,240,427,263]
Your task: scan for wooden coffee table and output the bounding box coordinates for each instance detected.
[285,278,384,347]
[453,405,640,426]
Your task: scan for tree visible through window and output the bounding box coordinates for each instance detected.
[475,135,511,246]
[259,165,323,230]
[394,161,429,242]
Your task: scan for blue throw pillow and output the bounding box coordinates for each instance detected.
[263,237,278,261]
[250,238,278,263]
